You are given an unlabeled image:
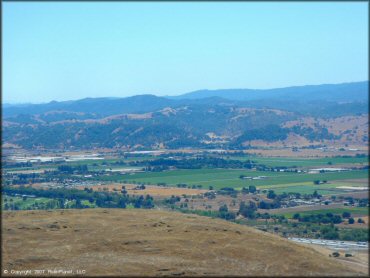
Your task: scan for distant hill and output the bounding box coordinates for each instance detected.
[171,81,368,102]
[2,209,361,276]
[3,81,368,118]
[3,95,177,117]
[2,81,368,150]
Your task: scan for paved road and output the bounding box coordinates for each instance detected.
[288,237,368,250]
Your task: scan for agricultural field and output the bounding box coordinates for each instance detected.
[270,207,369,219]
[2,195,56,210]
[222,155,369,167]
[95,168,368,194]
[256,181,368,195]
[3,151,368,241]
[1,194,96,210]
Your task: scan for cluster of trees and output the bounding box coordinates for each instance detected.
[241,185,257,194]
[238,201,257,218]
[204,191,216,199]
[317,223,367,241]
[217,187,238,197]
[5,172,42,185]
[235,125,290,144]
[258,200,281,209]
[57,164,89,174]
[2,185,154,210]
[290,126,338,141]
[320,225,340,240]
[164,195,181,205]
[340,228,369,241]
[336,196,369,207]
[258,190,283,209]
[133,157,256,170]
[2,161,33,169]
[293,213,343,224]
[218,204,237,220]
[175,183,203,189]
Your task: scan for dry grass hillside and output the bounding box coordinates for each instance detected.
[2,209,366,276]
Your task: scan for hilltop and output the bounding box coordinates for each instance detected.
[2,209,365,276]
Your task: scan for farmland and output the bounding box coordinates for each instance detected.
[222,155,368,167]
[2,195,54,210]
[96,168,368,194]
[270,207,369,219]
[2,150,368,247]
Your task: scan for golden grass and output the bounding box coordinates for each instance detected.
[2,209,366,276]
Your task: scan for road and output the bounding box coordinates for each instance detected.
[288,237,368,250]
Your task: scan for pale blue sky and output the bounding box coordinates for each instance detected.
[3,2,369,103]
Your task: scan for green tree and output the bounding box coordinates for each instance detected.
[239,201,257,219]
[248,185,256,193]
[219,204,228,213]
[267,190,277,199]
[313,190,320,198]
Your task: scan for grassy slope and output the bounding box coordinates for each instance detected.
[272,207,369,218]
[2,209,364,276]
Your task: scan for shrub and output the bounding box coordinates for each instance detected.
[332,252,340,257]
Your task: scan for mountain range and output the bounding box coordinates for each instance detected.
[2,81,368,150]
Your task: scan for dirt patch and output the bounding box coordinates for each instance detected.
[336,216,368,229]
[89,183,208,197]
[259,203,345,215]
[299,243,369,275]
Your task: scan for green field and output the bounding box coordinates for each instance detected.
[2,195,54,210]
[255,181,368,195]
[272,207,369,219]
[222,155,368,167]
[95,168,368,192]
[2,195,96,210]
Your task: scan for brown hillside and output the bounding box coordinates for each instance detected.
[2,209,365,276]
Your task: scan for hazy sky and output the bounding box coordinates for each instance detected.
[3,2,368,103]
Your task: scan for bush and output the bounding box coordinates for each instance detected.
[340,229,368,241]
[332,252,340,257]
[267,190,277,199]
[321,226,339,240]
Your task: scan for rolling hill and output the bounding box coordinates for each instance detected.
[2,81,368,150]
[3,81,368,118]
[2,209,364,276]
[172,81,368,102]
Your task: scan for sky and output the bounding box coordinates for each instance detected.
[3,2,369,103]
